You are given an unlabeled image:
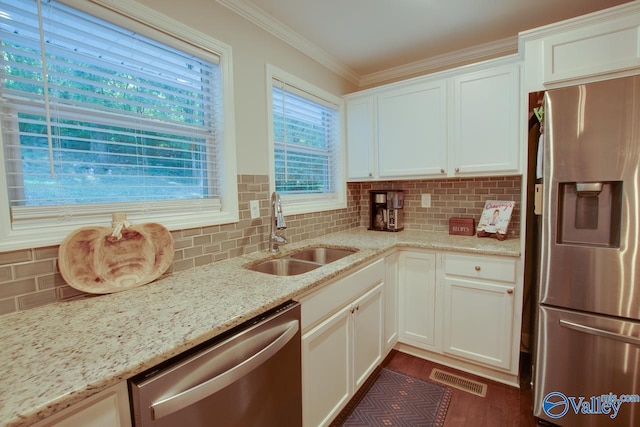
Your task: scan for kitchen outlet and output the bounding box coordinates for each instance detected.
[249,200,260,219]
[421,194,431,208]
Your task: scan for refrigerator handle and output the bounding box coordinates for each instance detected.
[559,319,640,347]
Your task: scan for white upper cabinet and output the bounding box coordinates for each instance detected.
[345,56,521,181]
[451,63,520,175]
[377,80,448,178]
[346,96,376,180]
[520,2,640,92]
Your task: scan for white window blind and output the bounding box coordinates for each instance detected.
[0,0,223,227]
[272,78,340,198]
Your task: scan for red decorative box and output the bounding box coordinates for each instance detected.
[448,218,475,236]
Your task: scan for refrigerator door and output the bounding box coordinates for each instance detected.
[540,75,640,320]
[534,306,640,426]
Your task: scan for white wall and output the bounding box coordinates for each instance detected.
[134,0,357,175]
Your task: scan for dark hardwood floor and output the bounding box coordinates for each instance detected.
[381,350,539,427]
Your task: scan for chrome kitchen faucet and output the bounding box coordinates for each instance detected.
[269,191,288,252]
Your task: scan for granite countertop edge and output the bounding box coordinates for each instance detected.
[0,228,520,427]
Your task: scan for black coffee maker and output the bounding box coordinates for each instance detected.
[369,190,404,232]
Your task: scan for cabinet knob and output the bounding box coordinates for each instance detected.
[368,172,373,177]
[507,288,514,295]
[440,168,445,174]
[474,265,481,271]
[455,167,460,173]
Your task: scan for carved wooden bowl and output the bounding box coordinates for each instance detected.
[58,223,174,294]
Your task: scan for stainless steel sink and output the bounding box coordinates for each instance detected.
[247,258,321,276]
[289,247,357,264]
[246,246,358,276]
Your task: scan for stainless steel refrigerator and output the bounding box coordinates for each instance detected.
[533,75,640,426]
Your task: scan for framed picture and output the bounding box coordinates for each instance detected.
[477,200,515,237]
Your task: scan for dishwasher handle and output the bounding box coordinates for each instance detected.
[150,319,299,420]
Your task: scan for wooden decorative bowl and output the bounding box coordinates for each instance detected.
[58,223,174,294]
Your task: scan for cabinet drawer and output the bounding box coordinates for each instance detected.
[444,254,516,283]
[300,258,385,332]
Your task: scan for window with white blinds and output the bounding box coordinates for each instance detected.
[0,0,237,248]
[270,70,344,213]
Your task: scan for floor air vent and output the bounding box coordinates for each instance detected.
[429,368,487,397]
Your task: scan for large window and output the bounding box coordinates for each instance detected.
[269,66,345,214]
[0,0,238,250]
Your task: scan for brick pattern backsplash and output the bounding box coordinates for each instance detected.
[0,174,521,317]
[0,175,360,316]
[350,176,522,235]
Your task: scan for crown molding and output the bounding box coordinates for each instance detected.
[217,0,521,88]
[217,0,360,85]
[519,0,640,42]
[359,36,519,87]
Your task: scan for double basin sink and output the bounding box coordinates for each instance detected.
[247,246,358,276]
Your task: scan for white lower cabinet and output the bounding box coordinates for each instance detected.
[353,284,385,389]
[442,253,517,371]
[300,259,385,427]
[302,303,352,427]
[398,250,439,351]
[442,278,515,370]
[396,250,520,382]
[383,251,399,352]
[33,382,131,427]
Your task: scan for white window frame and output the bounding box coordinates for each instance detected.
[0,0,238,251]
[266,64,346,216]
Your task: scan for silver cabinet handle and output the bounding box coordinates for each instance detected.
[559,319,640,346]
[455,167,460,173]
[150,320,299,420]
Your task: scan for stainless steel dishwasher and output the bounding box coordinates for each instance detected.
[129,301,301,427]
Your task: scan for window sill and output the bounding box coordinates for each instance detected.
[280,196,347,217]
[0,210,239,252]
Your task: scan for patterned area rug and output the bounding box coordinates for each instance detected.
[332,368,452,427]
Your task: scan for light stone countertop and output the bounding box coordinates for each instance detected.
[0,228,520,427]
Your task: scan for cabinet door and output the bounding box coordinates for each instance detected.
[302,306,352,427]
[451,63,519,175]
[33,382,131,427]
[353,283,384,390]
[398,251,438,350]
[346,96,376,180]
[541,12,640,84]
[383,252,399,352]
[442,278,515,370]
[377,80,447,177]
